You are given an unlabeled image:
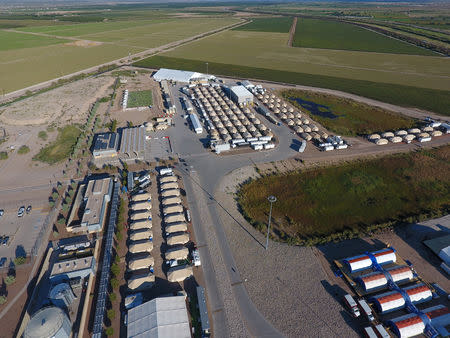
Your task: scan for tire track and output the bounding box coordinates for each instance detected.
[287,17,298,47]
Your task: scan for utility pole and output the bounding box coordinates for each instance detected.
[265,195,277,250]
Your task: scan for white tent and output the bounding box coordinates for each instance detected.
[153,68,215,83]
[128,256,154,271]
[165,246,189,260]
[130,229,153,241]
[167,265,193,282]
[165,222,188,234]
[130,220,152,231]
[167,233,189,246]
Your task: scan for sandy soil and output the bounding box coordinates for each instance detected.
[0,76,115,126]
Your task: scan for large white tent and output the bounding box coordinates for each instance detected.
[153,68,215,83]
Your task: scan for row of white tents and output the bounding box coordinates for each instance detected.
[127,188,155,291]
[158,170,193,283]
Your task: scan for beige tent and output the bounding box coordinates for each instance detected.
[162,196,182,206]
[167,233,189,246]
[160,182,179,191]
[128,273,155,290]
[163,205,184,215]
[128,256,154,271]
[130,229,153,241]
[165,222,188,234]
[129,241,153,254]
[129,220,152,231]
[131,203,151,212]
[130,211,152,221]
[159,176,177,184]
[164,213,185,224]
[161,189,180,198]
[165,247,189,260]
[167,265,193,282]
[131,193,151,202]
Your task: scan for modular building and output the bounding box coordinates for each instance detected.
[371,284,432,313]
[344,248,396,273]
[119,126,146,161]
[197,286,211,336]
[127,295,190,338]
[92,132,118,159]
[189,113,203,134]
[230,85,253,106]
[50,256,96,283]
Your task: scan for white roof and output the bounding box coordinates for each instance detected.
[439,246,450,265]
[231,85,253,98]
[127,296,190,338]
[153,68,214,83]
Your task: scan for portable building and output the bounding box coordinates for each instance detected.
[160,182,179,191]
[131,193,151,202]
[165,246,189,260]
[344,254,372,272]
[165,222,188,234]
[167,233,189,246]
[163,205,184,215]
[358,272,388,292]
[372,248,396,265]
[375,138,388,145]
[165,213,186,224]
[372,291,405,313]
[387,266,414,283]
[128,256,154,271]
[388,314,425,338]
[167,265,193,282]
[131,211,152,221]
[404,284,432,304]
[161,189,180,198]
[128,273,155,291]
[130,219,152,231]
[129,241,153,254]
[159,176,177,184]
[130,229,153,241]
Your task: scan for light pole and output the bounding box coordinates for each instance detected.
[206,62,209,76]
[265,195,277,250]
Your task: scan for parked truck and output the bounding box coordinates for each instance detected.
[358,299,375,322]
[344,294,360,317]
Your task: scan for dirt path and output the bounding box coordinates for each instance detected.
[287,17,298,47]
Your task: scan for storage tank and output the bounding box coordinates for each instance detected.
[375,138,388,145]
[388,314,425,338]
[49,283,75,310]
[380,131,394,138]
[24,306,71,338]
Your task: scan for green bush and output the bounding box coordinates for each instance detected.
[109,293,117,302]
[110,278,119,289]
[51,192,59,200]
[57,216,66,225]
[61,203,69,212]
[110,263,120,277]
[38,131,48,141]
[105,327,114,336]
[5,275,15,286]
[0,151,8,160]
[0,296,7,305]
[17,145,30,155]
[107,309,115,320]
[14,256,26,265]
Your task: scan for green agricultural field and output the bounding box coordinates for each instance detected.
[33,125,81,164]
[282,89,417,136]
[135,56,450,116]
[293,18,438,55]
[0,30,68,51]
[233,17,293,33]
[127,90,153,108]
[238,146,450,243]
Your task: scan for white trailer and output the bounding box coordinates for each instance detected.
[358,299,375,322]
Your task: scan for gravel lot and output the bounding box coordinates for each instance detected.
[215,166,359,338]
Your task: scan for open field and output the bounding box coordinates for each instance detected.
[238,146,450,241]
[159,30,450,91]
[135,55,450,115]
[282,89,417,136]
[33,125,81,164]
[293,18,437,55]
[127,90,153,108]
[0,18,239,93]
[233,17,292,32]
[0,30,68,51]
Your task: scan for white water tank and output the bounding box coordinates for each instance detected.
[24,306,71,338]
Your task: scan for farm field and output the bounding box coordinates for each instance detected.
[161,30,450,91]
[135,55,450,115]
[282,89,417,136]
[233,17,293,33]
[33,125,81,164]
[0,30,68,51]
[238,146,450,242]
[0,18,239,93]
[293,18,437,55]
[127,90,153,108]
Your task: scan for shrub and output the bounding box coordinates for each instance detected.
[38,131,48,141]
[107,309,115,320]
[51,192,59,200]
[0,151,8,160]
[49,201,55,208]
[61,203,69,212]
[0,296,6,305]
[17,145,30,155]
[14,256,26,265]
[110,263,120,277]
[65,196,72,204]
[110,278,119,289]
[115,231,123,241]
[109,293,117,302]
[5,275,15,285]
[57,216,66,224]
[105,327,114,336]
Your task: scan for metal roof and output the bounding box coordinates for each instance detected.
[127,296,190,338]
[119,126,145,158]
[24,306,70,338]
[153,68,214,83]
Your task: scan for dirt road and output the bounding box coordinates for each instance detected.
[287,17,298,47]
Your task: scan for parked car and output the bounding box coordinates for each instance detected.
[0,257,6,268]
[26,205,32,214]
[18,206,25,217]
[2,236,9,246]
[0,209,4,218]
